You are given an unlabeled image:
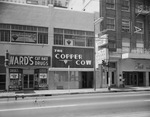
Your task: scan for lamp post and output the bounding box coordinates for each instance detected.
[94,17,104,91]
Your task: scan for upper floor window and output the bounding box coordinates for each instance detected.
[106,17,115,30]
[0,24,10,42]
[122,0,130,11]
[54,28,94,47]
[135,21,144,34]
[122,19,130,32]
[0,23,48,44]
[106,0,115,9]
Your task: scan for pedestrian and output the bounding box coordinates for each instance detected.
[122,77,125,88]
[119,74,123,88]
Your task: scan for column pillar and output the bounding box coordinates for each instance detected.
[5,67,9,91]
[145,72,149,87]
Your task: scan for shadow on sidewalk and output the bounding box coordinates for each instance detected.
[15,90,35,94]
[112,86,147,90]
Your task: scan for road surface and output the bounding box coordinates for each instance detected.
[0,91,150,117]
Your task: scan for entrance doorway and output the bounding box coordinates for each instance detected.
[81,72,93,88]
[123,72,144,86]
[23,74,34,89]
[130,73,138,86]
[0,75,6,90]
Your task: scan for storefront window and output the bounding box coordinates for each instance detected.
[39,78,47,84]
[0,23,48,44]
[35,69,48,89]
[54,28,94,47]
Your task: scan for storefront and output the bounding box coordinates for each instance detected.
[49,46,94,89]
[8,55,50,91]
[120,59,150,87]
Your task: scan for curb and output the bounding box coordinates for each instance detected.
[0,89,150,99]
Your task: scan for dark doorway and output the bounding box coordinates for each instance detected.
[123,72,144,86]
[0,75,6,90]
[81,72,93,88]
[149,72,150,86]
[23,74,34,89]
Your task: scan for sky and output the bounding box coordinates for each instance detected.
[68,0,99,13]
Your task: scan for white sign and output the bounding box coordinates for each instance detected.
[96,34,108,47]
[10,73,18,79]
[39,73,47,79]
[96,48,109,68]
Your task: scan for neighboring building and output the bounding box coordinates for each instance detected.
[0,0,70,7]
[98,0,150,87]
[0,2,95,91]
[68,0,150,88]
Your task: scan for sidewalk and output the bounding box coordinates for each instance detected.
[0,86,150,99]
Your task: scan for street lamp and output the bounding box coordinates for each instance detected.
[94,17,103,91]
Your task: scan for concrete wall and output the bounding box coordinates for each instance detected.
[53,7,94,31]
[0,2,94,57]
[0,2,50,26]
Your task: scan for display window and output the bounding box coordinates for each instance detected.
[34,69,48,89]
[9,69,22,90]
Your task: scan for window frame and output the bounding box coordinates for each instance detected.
[106,0,115,10]
[0,23,48,44]
[122,0,130,12]
[106,17,115,31]
[122,19,130,33]
[54,28,94,47]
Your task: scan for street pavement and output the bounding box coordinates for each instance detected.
[0,86,150,99]
[0,91,150,117]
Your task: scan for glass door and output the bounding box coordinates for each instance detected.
[23,74,34,89]
[29,74,34,88]
[130,73,138,86]
[23,74,28,89]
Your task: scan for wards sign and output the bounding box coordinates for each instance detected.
[9,55,50,66]
[52,47,94,68]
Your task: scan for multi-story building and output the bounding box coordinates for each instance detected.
[69,0,150,88]
[0,2,95,91]
[98,0,150,87]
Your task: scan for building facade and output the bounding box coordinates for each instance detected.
[97,0,150,87]
[0,2,95,91]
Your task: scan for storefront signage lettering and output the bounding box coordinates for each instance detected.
[9,55,50,66]
[52,47,93,68]
[135,63,144,70]
[146,65,150,69]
